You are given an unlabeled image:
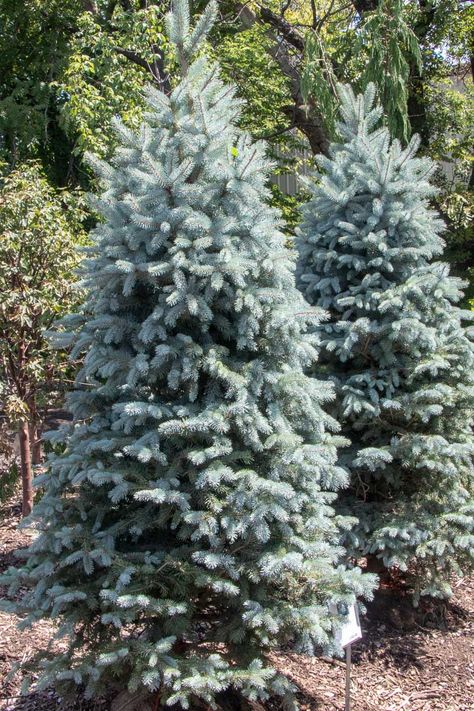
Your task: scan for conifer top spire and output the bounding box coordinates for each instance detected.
[166,0,218,73]
[335,83,382,140]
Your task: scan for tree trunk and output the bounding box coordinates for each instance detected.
[18,420,33,516]
[407,0,437,146]
[236,3,330,156]
[30,420,43,465]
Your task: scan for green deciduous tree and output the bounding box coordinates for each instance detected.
[0,0,80,182]
[0,163,84,514]
[59,1,170,163]
[300,0,422,143]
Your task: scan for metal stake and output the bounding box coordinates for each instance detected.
[345,643,351,711]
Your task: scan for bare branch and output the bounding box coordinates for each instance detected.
[310,0,318,29]
[259,6,304,51]
[113,46,171,92]
[113,46,150,70]
[316,0,339,29]
[280,0,292,17]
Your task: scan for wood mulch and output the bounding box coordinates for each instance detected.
[1,497,473,711]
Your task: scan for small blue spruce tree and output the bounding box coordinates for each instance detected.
[297,84,474,601]
[1,7,374,708]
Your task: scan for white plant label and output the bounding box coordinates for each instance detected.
[330,602,362,648]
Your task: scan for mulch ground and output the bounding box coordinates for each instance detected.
[1,497,473,711]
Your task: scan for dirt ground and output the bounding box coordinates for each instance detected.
[1,498,473,711]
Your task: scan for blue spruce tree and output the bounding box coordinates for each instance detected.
[1,6,374,708]
[297,84,474,602]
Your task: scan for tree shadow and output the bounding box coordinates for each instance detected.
[351,582,472,673]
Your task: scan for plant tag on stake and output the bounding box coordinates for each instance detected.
[330,601,362,648]
[329,602,362,711]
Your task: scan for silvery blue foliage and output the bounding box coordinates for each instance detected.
[0,6,374,707]
[297,83,474,601]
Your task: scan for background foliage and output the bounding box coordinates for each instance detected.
[0,162,85,511]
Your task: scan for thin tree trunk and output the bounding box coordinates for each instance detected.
[18,420,33,516]
[236,4,330,155]
[30,420,42,465]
